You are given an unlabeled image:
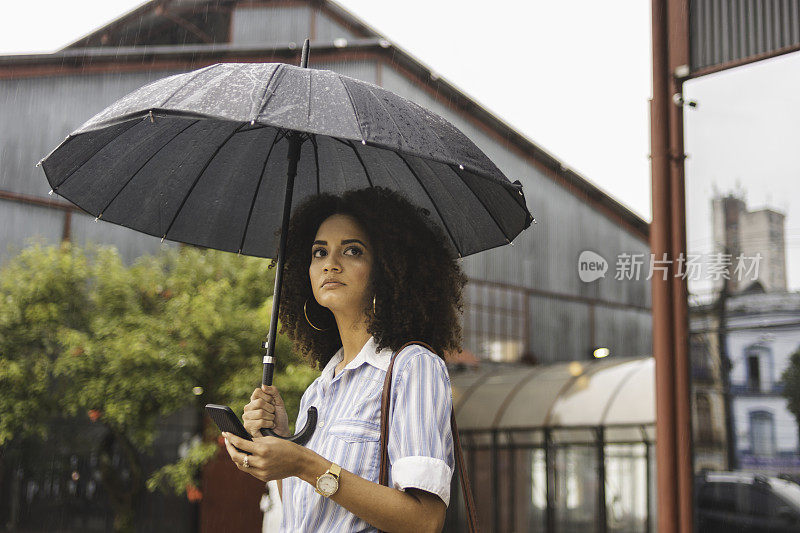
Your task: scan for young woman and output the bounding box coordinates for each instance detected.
[221,186,468,532]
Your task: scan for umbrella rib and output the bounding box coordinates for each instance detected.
[337,75,367,141]
[451,165,512,244]
[346,141,374,188]
[418,158,485,247]
[51,119,141,190]
[396,152,463,259]
[161,122,247,240]
[96,119,201,219]
[310,135,320,195]
[238,129,281,254]
[253,64,283,120]
[161,64,217,107]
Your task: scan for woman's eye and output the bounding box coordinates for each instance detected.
[312,248,326,258]
[345,246,362,256]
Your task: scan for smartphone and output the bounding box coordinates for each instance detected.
[205,404,253,455]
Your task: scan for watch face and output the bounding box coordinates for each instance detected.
[318,474,338,495]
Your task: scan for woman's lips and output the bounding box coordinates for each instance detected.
[322,282,344,288]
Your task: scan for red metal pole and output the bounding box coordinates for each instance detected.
[650,1,678,532]
[666,2,694,532]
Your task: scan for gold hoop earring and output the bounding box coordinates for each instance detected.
[373,295,376,315]
[304,298,331,331]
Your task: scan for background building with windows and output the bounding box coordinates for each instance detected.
[0,0,653,531]
[725,291,800,473]
[691,193,800,477]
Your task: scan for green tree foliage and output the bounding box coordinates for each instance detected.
[0,239,318,532]
[781,347,800,447]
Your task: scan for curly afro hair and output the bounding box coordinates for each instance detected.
[271,186,468,370]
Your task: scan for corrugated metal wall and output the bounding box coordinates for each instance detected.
[690,0,800,72]
[0,54,381,270]
[230,5,357,45]
[379,66,652,362]
[314,12,359,42]
[0,200,64,258]
[0,72,183,267]
[0,4,651,363]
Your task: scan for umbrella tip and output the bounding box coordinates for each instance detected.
[300,38,310,68]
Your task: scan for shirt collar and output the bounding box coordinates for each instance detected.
[320,335,394,382]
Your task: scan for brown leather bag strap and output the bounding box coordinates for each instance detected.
[378,341,480,533]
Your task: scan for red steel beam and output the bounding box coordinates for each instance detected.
[667,1,694,532]
[650,1,679,533]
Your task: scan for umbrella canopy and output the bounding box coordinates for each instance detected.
[40,48,535,444]
[41,61,533,259]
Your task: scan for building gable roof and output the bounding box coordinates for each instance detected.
[1,0,649,242]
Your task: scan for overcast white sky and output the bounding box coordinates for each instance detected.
[2,0,798,290]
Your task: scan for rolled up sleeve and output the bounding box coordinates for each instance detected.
[388,348,455,507]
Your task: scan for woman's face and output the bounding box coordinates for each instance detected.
[309,213,374,317]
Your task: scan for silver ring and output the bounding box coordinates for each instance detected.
[242,455,250,468]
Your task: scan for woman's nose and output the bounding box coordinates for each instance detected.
[323,257,341,272]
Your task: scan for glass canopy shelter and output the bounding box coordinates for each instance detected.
[444,356,656,533]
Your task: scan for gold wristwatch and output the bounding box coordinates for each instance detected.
[315,462,341,498]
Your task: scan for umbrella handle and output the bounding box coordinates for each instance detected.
[261,360,317,445]
[260,406,318,445]
[255,131,319,445]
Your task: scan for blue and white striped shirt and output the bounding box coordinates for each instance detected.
[280,335,455,532]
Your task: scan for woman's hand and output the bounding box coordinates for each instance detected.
[222,432,304,483]
[243,385,290,438]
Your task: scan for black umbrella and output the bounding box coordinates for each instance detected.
[40,41,534,445]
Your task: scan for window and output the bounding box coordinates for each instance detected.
[464,282,526,362]
[749,411,776,457]
[690,335,713,380]
[695,394,714,444]
[744,343,773,393]
[747,355,761,392]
